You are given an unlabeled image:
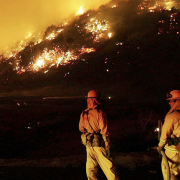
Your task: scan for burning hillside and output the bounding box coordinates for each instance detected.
[0,0,180,98]
[0,7,112,74]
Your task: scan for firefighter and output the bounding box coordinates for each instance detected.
[79,90,119,180]
[157,90,180,180]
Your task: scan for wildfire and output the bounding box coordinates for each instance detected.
[0,4,114,75]
[164,0,175,10]
[85,18,109,32]
[45,29,64,40]
[2,0,180,77]
[108,33,112,38]
[16,47,78,74]
[76,6,85,15]
[138,0,179,13]
[1,0,180,83]
[3,32,43,59]
[15,46,96,74]
[80,47,96,54]
[111,5,117,8]
[84,18,111,42]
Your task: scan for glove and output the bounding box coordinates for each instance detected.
[157,146,163,154]
[83,129,87,133]
[105,141,111,158]
[105,147,110,158]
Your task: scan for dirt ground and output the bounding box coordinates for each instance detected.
[0,165,162,180]
[0,151,163,180]
[0,97,166,179]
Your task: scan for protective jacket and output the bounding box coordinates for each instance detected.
[79,108,109,142]
[159,108,180,152]
[158,100,180,180]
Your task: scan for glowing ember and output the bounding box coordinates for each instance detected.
[2,10,113,75]
[85,18,109,32]
[15,46,96,74]
[154,127,160,132]
[80,47,96,54]
[84,18,110,42]
[45,32,56,40]
[108,33,112,38]
[164,1,175,10]
[3,32,43,59]
[45,29,63,40]
[112,5,117,8]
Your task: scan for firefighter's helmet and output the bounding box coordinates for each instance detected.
[167,90,180,100]
[86,90,101,100]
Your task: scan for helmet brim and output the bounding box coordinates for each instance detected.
[167,97,180,100]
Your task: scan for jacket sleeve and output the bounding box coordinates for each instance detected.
[158,114,174,147]
[79,113,86,133]
[99,111,110,141]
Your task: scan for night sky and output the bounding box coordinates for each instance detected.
[0,0,180,103]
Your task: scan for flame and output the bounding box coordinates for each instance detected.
[80,47,96,54]
[3,0,180,77]
[1,4,116,75]
[45,32,56,40]
[112,5,117,8]
[85,18,109,32]
[164,1,175,10]
[2,11,112,75]
[3,32,43,59]
[16,46,96,74]
[138,0,178,13]
[108,32,112,38]
[76,6,85,15]
[45,29,64,40]
[84,18,110,42]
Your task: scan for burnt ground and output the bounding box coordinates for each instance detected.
[0,97,166,179]
[0,164,162,180]
[0,151,163,180]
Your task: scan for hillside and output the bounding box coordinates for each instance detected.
[0,0,180,101]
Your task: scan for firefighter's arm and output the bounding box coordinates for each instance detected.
[103,135,111,158]
[99,111,109,136]
[157,146,164,153]
[157,115,174,152]
[105,141,110,158]
[99,111,111,157]
[79,114,87,133]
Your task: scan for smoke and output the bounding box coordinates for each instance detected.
[0,0,111,53]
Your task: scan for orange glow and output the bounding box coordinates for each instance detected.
[15,46,96,74]
[0,0,111,53]
[1,6,113,75]
[80,47,96,54]
[108,33,112,38]
[85,18,110,42]
[3,0,180,76]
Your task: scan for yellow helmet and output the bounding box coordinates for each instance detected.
[167,90,180,100]
[86,90,101,100]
